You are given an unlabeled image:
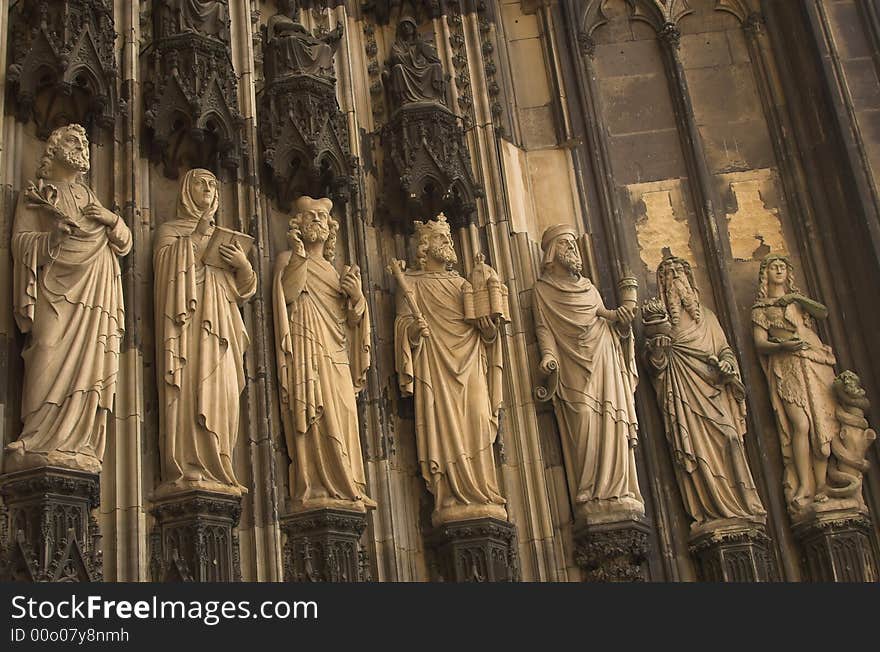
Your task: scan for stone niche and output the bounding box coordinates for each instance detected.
[143,0,244,178]
[6,0,118,138]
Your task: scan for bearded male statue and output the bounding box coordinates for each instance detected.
[5,124,132,474]
[392,214,507,526]
[532,224,643,523]
[643,256,766,533]
[273,196,375,513]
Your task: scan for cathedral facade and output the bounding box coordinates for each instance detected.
[0,0,879,582]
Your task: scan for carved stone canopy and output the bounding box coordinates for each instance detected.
[380,103,482,228]
[362,0,445,25]
[259,73,356,210]
[144,3,244,179]
[7,0,118,139]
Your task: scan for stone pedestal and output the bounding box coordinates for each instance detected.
[793,508,878,582]
[429,517,519,582]
[689,520,774,582]
[150,490,242,582]
[574,517,651,582]
[280,508,369,582]
[0,466,102,582]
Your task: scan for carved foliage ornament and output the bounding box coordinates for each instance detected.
[7,0,118,137]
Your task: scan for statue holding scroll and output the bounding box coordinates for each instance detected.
[5,124,131,474]
[154,169,256,496]
[392,214,507,526]
[273,196,375,512]
[532,224,643,522]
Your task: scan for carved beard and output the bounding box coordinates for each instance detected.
[556,249,582,276]
[665,277,701,325]
[428,242,457,266]
[300,220,330,244]
[58,145,90,173]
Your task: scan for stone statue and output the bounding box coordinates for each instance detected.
[272,196,376,513]
[392,214,507,526]
[154,169,256,496]
[175,0,228,39]
[532,225,643,523]
[265,1,343,80]
[384,16,446,108]
[4,124,131,474]
[752,254,876,515]
[642,257,765,533]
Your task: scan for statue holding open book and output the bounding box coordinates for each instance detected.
[154,168,256,497]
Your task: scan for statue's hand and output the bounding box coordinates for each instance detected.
[780,338,809,352]
[716,359,735,376]
[341,266,364,302]
[539,354,558,376]
[83,203,118,227]
[287,224,306,258]
[219,242,250,271]
[614,306,635,326]
[407,316,431,344]
[649,334,673,350]
[477,315,498,339]
[48,216,78,250]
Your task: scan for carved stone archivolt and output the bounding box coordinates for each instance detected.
[0,467,103,582]
[144,1,244,177]
[259,7,354,208]
[6,0,118,137]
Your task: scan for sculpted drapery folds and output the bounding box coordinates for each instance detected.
[643,257,765,533]
[154,169,256,496]
[752,255,876,515]
[532,225,643,523]
[176,0,228,38]
[5,124,131,474]
[385,16,446,108]
[266,0,342,80]
[393,215,507,526]
[273,196,375,513]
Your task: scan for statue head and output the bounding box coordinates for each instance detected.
[397,16,418,41]
[37,124,90,179]
[279,0,299,16]
[540,224,582,277]
[756,254,800,298]
[656,255,701,325]
[290,196,338,261]
[414,213,457,270]
[177,168,219,223]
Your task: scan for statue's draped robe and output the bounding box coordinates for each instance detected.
[267,16,334,78]
[752,297,838,498]
[395,271,506,519]
[10,181,131,471]
[273,251,371,506]
[154,217,255,491]
[650,310,765,526]
[388,38,444,105]
[533,275,642,510]
[179,0,226,37]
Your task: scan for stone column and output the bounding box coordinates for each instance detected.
[150,490,242,583]
[688,522,774,582]
[0,467,102,582]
